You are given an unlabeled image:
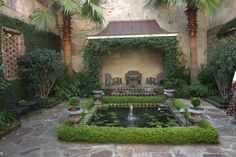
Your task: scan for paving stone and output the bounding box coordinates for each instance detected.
[0,100,235,157]
[90,150,113,157]
[20,147,41,155]
[151,152,173,157]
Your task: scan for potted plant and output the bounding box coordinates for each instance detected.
[93,83,103,105]
[188,97,204,115]
[163,81,175,98]
[67,97,83,123]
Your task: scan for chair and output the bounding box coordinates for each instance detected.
[155,73,165,85]
[105,73,113,87]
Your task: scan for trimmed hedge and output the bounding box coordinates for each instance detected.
[57,120,219,144]
[101,96,166,103]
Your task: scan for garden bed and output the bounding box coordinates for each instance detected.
[101,96,166,103]
[58,120,219,144]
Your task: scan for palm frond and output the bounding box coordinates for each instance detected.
[30,8,57,31]
[195,0,222,17]
[54,0,81,14]
[79,0,104,25]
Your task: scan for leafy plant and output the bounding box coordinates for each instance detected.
[17,49,64,99]
[191,98,201,109]
[58,120,219,144]
[81,98,94,110]
[205,38,236,101]
[54,74,80,100]
[0,112,15,130]
[68,97,80,111]
[101,96,166,103]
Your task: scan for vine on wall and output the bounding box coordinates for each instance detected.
[82,37,182,90]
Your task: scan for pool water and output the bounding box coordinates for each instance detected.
[88,107,181,128]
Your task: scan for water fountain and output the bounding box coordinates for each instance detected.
[128,105,137,121]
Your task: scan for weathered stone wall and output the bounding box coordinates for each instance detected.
[100,48,164,84]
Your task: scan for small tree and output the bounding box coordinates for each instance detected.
[17,49,64,99]
[205,38,236,101]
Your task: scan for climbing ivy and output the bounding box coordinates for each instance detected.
[217,17,236,38]
[83,37,182,91]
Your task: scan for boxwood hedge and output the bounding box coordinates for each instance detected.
[101,96,166,103]
[58,120,219,144]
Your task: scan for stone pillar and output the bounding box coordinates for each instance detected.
[227,71,236,118]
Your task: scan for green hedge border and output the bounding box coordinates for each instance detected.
[101,96,166,103]
[58,120,219,144]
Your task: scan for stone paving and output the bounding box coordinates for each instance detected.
[0,99,236,157]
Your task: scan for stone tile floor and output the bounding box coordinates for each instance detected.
[0,99,236,157]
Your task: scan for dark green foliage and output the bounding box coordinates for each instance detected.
[0,0,3,7]
[68,97,80,107]
[204,38,236,100]
[217,17,236,38]
[176,84,209,98]
[208,96,230,108]
[101,96,166,103]
[0,112,15,130]
[54,71,94,99]
[191,97,201,109]
[58,120,219,144]
[17,49,64,99]
[83,37,182,93]
[54,74,80,100]
[42,97,62,108]
[198,67,218,95]
[81,98,94,110]
[0,14,61,106]
[0,14,61,59]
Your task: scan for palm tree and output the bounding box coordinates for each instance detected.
[30,0,104,75]
[0,0,4,7]
[145,0,222,83]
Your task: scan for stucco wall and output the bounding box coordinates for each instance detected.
[0,0,42,21]
[100,48,164,85]
[71,0,236,72]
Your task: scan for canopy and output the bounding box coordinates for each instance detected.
[87,20,178,39]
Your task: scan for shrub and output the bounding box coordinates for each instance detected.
[176,84,209,98]
[57,120,219,144]
[173,99,189,110]
[190,84,209,97]
[0,112,15,130]
[17,49,64,99]
[68,97,80,110]
[205,38,236,100]
[81,98,94,110]
[191,98,201,109]
[101,96,166,103]
[54,74,80,100]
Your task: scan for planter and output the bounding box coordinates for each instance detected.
[67,107,83,123]
[93,90,103,105]
[187,107,204,115]
[163,89,175,98]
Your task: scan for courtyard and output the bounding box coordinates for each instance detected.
[1,0,236,157]
[0,100,236,157]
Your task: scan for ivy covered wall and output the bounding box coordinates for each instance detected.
[82,37,182,92]
[0,14,61,106]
